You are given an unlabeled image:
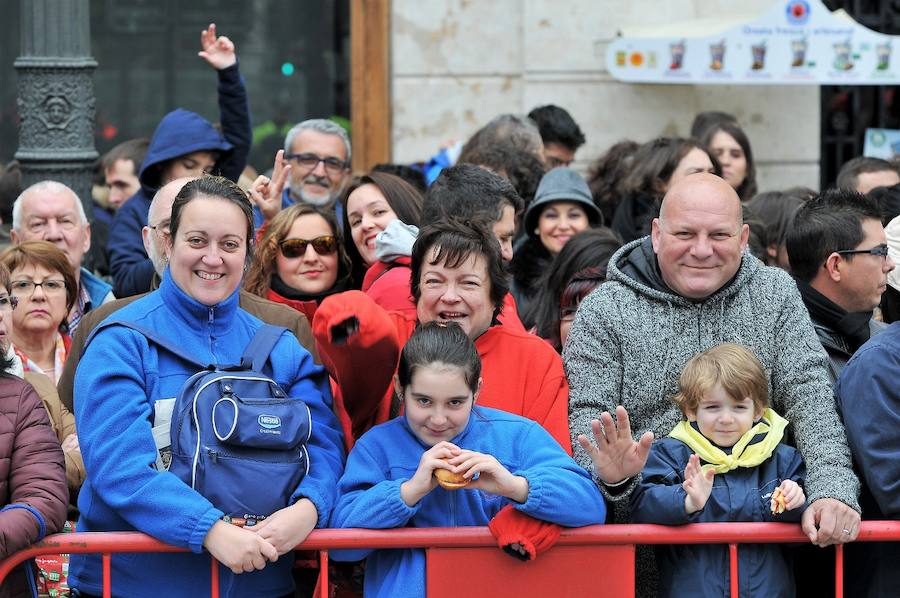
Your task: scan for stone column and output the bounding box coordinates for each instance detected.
[15,0,98,220]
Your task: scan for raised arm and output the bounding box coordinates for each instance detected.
[199,23,251,183]
[564,288,652,500]
[313,291,403,439]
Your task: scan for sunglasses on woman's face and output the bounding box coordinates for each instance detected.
[279,236,338,258]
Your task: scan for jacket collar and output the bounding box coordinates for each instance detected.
[157,267,239,337]
[608,236,760,306]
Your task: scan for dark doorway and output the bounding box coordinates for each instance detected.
[821,0,900,188]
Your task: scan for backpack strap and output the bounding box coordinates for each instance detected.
[240,324,288,371]
[88,320,208,369]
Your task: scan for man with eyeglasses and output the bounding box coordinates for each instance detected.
[11,181,114,334]
[786,188,895,384]
[251,119,351,228]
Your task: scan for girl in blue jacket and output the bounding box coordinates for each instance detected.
[330,321,606,598]
[70,176,345,598]
[630,343,807,598]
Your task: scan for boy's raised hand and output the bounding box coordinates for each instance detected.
[449,450,529,503]
[778,479,806,511]
[400,441,461,507]
[683,453,714,514]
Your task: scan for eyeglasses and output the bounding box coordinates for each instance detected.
[10,279,67,296]
[0,295,18,311]
[279,236,338,258]
[284,153,348,175]
[150,220,171,235]
[836,244,890,258]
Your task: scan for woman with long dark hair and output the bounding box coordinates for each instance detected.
[525,228,622,351]
[700,121,758,201]
[611,137,719,243]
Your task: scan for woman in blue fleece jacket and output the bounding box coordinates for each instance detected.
[330,322,605,598]
[69,177,345,598]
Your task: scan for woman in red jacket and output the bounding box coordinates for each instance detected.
[314,219,571,453]
[243,204,353,322]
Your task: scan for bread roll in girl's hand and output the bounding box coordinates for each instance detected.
[434,459,469,490]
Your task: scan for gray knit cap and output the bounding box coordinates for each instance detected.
[525,167,601,237]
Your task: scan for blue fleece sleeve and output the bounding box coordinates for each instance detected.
[836,341,900,517]
[284,338,346,527]
[513,423,606,527]
[108,195,154,298]
[75,327,223,552]
[215,63,251,183]
[330,442,421,561]
[630,442,699,525]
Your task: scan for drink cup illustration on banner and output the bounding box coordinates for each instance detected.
[670,39,686,70]
[710,40,726,71]
[791,38,808,68]
[833,40,854,71]
[751,41,767,70]
[877,42,891,71]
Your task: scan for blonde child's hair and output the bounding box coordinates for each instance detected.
[671,343,769,416]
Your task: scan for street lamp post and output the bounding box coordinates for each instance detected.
[15,0,98,221]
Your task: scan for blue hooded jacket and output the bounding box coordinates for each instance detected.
[108,63,250,298]
[69,269,345,598]
[330,407,606,598]
[631,436,806,598]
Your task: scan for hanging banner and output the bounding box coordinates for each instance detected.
[606,0,898,85]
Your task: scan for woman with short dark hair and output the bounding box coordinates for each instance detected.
[0,241,77,384]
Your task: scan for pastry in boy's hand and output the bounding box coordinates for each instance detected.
[770,487,787,514]
[434,460,470,490]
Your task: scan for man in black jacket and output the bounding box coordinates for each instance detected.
[786,188,895,383]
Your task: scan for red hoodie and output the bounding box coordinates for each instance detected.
[313,290,571,453]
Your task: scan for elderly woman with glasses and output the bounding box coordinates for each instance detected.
[0,241,77,384]
[0,260,67,595]
[244,203,353,322]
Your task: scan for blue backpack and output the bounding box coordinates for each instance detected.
[90,321,312,525]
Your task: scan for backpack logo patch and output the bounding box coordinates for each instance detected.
[258,414,282,432]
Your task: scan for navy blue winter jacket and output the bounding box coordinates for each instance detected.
[631,437,806,598]
[108,63,250,298]
[836,321,900,597]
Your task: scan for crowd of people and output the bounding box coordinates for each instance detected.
[0,22,897,598]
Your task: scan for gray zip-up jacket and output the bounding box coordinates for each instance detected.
[564,237,860,513]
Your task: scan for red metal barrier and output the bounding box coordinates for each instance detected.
[2,522,898,597]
